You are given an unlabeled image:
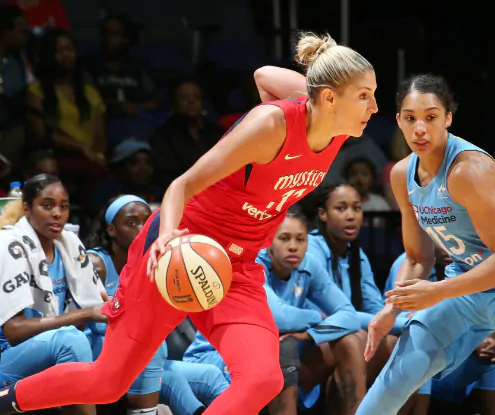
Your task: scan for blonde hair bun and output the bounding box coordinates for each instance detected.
[296,32,337,67]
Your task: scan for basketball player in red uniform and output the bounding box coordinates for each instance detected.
[0,32,378,415]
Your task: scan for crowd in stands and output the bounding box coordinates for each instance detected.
[1,1,494,414]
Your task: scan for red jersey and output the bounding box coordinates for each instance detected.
[181,96,347,260]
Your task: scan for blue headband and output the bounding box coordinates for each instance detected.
[105,195,149,225]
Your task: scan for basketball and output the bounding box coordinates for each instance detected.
[154,234,233,312]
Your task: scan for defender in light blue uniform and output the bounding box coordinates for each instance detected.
[404,135,494,368]
[359,138,495,414]
[357,74,495,415]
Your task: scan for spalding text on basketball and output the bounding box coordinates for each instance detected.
[191,265,218,308]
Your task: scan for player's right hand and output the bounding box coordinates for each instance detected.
[147,229,189,282]
[364,305,398,362]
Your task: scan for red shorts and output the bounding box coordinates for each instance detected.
[101,210,278,339]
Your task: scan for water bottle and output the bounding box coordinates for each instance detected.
[7,182,22,198]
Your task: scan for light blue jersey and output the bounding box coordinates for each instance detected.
[307,232,383,312]
[407,134,493,283]
[256,249,360,344]
[48,247,67,315]
[307,232,409,332]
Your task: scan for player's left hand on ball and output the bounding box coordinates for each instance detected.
[385,279,444,311]
[279,331,311,342]
[147,228,189,281]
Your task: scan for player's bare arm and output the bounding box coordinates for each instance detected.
[254,66,307,102]
[390,156,436,286]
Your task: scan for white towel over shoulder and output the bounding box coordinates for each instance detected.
[0,217,104,327]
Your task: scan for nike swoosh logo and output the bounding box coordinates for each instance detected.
[408,190,414,195]
[285,154,302,160]
[106,282,116,287]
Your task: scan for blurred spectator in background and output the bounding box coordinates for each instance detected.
[345,158,390,213]
[87,139,164,217]
[8,0,69,34]
[0,6,29,173]
[150,79,225,189]
[86,14,162,121]
[217,74,260,130]
[24,148,59,180]
[26,29,106,199]
[322,134,389,185]
[380,127,411,211]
